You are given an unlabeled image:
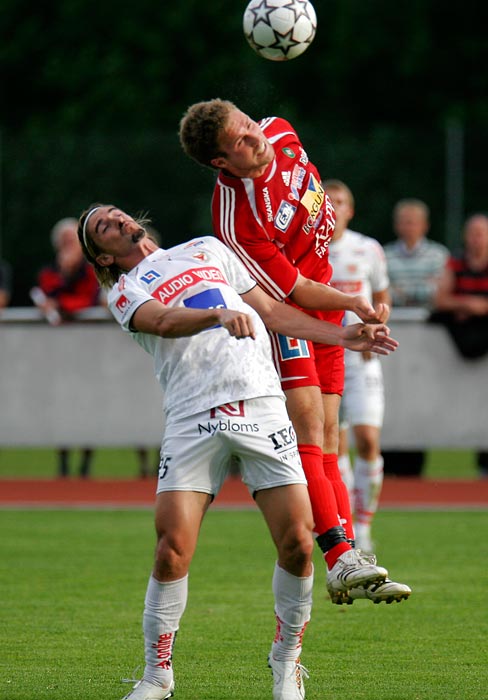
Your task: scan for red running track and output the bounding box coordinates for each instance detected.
[0,477,487,509]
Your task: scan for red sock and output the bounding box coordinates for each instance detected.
[298,444,342,536]
[324,541,351,570]
[322,453,355,541]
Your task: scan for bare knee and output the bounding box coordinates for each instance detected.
[277,523,314,577]
[153,533,192,581]
[322,393,341,453]
[354,426,380,461]
[152,491,209,582]
[355,437,377,460]
[285,388,324,447]
[323,419,339,453]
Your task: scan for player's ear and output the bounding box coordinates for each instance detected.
[95,253,115,267]
[211,156,228,169]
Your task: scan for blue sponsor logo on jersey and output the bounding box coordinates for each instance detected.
[274,200,296,232]
[184,289,227,329]
[277,334,310,360]
[140,269,162,284]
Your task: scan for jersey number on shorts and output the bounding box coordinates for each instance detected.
[159,456,172,480]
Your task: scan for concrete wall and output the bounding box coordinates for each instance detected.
[0,314,163,446]
[1,310,487,448]
[380,320,487,448]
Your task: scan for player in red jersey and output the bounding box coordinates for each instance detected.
[180,99,409,604]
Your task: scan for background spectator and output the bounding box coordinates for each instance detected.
[30,217,101,325]
[326,179,391,553]
[383,199,449,476]
[431,213,488,359]
[31,217,103,478]
[385,198,449,308]
[431,213,488,479]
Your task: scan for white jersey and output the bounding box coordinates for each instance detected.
[329,229,388,428]
[329,229,389,368]
[108,236,284,420]
[329,228,389,324]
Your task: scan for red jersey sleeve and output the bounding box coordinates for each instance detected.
[212,115,334,297]
[212,177,299,301]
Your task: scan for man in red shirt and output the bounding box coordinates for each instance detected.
[180,99,409,604]
[32,217,101,324]
[31,217,102,478]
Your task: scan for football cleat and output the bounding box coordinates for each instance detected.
[268,653,309,700]
[121,678,174,700]
[326,549,388,604]
[338,578,412,605]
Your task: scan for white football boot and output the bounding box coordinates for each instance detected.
[326,549,388,604]
[268,653,309,700]
[121,678,174,700]
[340,578,412,605]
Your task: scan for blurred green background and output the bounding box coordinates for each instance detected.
[1,0,486,305]
[0,447,480,480]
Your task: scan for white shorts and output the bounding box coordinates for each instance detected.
[339,355,385,428]
[157,395,306,498]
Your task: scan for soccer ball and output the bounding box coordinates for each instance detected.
[243,0,317,62]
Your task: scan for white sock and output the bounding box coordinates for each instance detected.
[142,574,188,686]
[271,563,313,662]
[353,456,384,528]
[338,453,354,501]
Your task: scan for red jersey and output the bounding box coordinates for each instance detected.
[212,116,335,301]
[38,261,100,317]
[448,255,488,296]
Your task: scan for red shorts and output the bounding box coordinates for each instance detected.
[269,309,345,396]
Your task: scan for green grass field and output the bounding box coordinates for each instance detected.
[1,508,487,700]
[0,447,481,479]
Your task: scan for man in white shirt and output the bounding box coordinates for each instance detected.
[78,202,399,700]
[326,181,409,604]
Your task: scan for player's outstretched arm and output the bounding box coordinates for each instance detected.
[130,299,256,339]
[351,297,390,324]
[289,274,388,323]
[242,285,398,354]
[341,323,398,355]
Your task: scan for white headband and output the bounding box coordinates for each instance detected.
[82,206,102,249]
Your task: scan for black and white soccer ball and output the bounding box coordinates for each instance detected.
[243,0,317,62]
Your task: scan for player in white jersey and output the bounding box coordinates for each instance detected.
[325,180,411,602]
[78,203,399,700]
